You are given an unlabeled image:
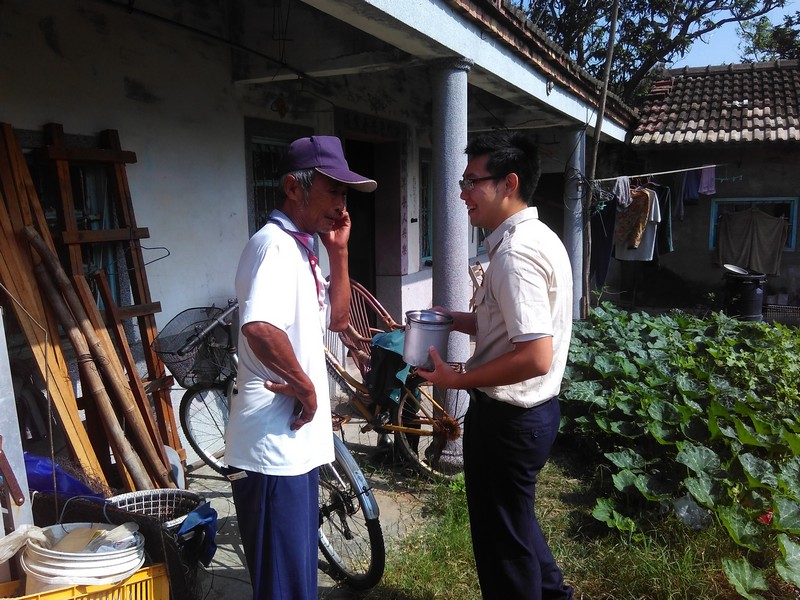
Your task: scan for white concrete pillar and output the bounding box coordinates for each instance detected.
[430,57,473,472]
[562,128,586,319]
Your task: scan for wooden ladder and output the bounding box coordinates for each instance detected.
[42,123,182,465]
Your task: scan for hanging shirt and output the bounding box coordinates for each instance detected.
[614,189,661,262]
[614,188,651,249]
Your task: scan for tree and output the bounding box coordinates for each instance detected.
[514,1,787,104]
[739,11,800,60]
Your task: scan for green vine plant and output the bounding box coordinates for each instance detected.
[562,303,800,599]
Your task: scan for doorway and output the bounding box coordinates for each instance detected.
[343,139,376,292]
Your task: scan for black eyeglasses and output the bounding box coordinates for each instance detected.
[458,175,501,192]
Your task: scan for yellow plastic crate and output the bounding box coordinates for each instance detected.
[0,564,168,600]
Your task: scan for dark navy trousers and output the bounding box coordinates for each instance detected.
[229,468,319,600]
[464,390,573,600]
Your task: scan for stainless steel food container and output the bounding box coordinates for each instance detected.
[403,310,454,370]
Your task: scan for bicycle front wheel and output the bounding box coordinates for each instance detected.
[318,435,385,589]
[392,384,463,479]
[179,383,230,474]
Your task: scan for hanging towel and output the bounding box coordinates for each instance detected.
[716,208,788,275]
[613,176,632,208]
[698,166,716,195]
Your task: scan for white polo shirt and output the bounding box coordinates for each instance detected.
[226,211,334,475]
[467,207,573,407]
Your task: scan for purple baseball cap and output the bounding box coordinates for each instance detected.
[284,136,377,193]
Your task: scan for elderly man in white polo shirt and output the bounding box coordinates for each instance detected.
[227,136,376,600]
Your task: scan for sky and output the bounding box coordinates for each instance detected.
[671,3,797,67]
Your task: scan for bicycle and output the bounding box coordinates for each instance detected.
[324,280,465,479]
[153,301,385,589]
[325,348,464,480]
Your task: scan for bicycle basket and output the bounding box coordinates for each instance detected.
[153,307,233,389]
[107,489,206,532]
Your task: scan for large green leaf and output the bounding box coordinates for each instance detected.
[612,469,637,492]
[608,393,637,416]
[679,416,711,442]
[676,443,721,475]
[647,400,683,424]
[591,498,637,533]
[609,419,642,438]
[718,505,763,551]
[774,496,800,534]
[605,449,646,470]
[618,356,639,378]
[647,420,678,444]
[563,380,606,406]
[778,457,800,499]
[749,414,777,437]
[634,473,671,502]
[779,428,800,456]
[722,557,767,599]
[684,473,718,508]
[775,534,800,588]
[593,354,624,378]
[675,372,704,399]
[734,418,772,448]
[739,453,778,489]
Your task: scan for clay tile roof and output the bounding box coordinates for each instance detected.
[631,60,800,147]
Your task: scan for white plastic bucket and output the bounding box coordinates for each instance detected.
[403,310,453,370]
[22,523,145,595]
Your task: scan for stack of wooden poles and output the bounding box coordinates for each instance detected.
[0,123,176,492]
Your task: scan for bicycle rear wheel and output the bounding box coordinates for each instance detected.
[179,382,230,473]
[318,435,385,590]
[392,384,463,479]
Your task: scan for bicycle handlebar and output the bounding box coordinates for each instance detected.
[177,300,239,356]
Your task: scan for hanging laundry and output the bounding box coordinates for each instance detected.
[614,188,661,261]
[698,166,716,196]
[716,208,788,275]
[615,188,651,249]
[590,197,617,288]
[613,176,632,208]
[647,183,673,255]
[681,169,701,205]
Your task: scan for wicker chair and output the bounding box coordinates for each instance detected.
[338,280,403,379]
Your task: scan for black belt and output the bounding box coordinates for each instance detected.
[470,389,554,410]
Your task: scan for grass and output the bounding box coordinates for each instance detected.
[354,437,798,600]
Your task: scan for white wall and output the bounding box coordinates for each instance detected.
[0,1,250,326]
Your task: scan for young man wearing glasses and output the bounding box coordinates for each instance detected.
[419,131,574,600]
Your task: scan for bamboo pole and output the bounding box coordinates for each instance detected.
[582,0,619,319]
[34,264,150,490]
[91,271,171,469]
[0,152,105,483]
[25,225,175,489]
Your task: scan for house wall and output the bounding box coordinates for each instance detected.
[604,144,800,307]
[0,0,433,325]
[0,0,250,325]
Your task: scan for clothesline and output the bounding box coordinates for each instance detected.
[593,163,725,183]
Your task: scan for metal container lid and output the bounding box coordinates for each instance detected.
[723,263,748,274]
[405,309,453,326]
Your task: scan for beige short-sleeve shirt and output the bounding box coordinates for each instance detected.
[467,207,573,407]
